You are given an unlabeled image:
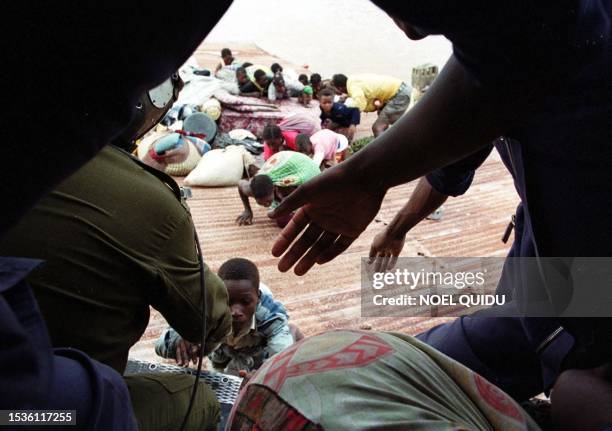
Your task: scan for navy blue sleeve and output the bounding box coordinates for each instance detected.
[333,103,361,125]
[0,258,136,429]
[347,106,361,125]
[425,144,494,197]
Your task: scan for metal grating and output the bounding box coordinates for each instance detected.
[125,358,243,405]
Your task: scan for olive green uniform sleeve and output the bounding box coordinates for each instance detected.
[150,213,231,356]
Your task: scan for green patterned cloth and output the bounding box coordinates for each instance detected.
[259,151,320,187]
[229,330,541,431]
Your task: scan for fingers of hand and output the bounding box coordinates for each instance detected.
[388,254,399,270]
[272,208,309,259]
[294,230,338,275]
[277,223,324,272]
[379,254,391,273]
[314,235,354,266]
[176,342,186,366]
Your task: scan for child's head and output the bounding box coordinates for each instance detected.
[241,62,253,68]
[310,73,322,89]
[221,48,234,65]
[262,123,283,151]
[301,86,313,105]
[319,88,335,113]
[250,174,274,208]
[272,73,286,93]
[298,74,309,86]
[218,258,260,333]
[271,63,283,74]
[254,69,269,88]
[331,74,348,93]
[296,134,314,156]
[236,67,248,85]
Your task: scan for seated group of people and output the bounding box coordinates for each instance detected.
[215,47,412,138]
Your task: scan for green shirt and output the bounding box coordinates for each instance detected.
[0,146,231,373]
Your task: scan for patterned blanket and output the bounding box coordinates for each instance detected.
[217,90,321,138]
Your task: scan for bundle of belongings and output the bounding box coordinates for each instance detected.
[212,129,262,155]
[184,145,255,187]
[138,112,217,176]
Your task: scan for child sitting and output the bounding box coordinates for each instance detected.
[155,258,300,375]
[214,47,240,76]
[319,87,361,142]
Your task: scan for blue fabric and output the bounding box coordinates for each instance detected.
[320,102,361,128]
[0,257,137,429]
[421,139,578,400]
[256,289,290,336]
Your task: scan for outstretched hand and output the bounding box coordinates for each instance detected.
[269,166,386,275]
[368,231,406,272]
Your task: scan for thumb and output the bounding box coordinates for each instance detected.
[268,184,310,219]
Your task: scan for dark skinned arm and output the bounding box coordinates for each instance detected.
[236,180,254,225]
[369,177,447,271]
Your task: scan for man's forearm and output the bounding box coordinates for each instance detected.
[347,56,525,193]
[386,177,448,239]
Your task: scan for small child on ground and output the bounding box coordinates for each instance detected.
[155,258,302,375]
[319,87,361,142]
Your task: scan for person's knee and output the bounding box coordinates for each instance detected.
[372,120,388,137]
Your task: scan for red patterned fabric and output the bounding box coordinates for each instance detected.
[229,384,321,431]
[220,98,320,139]
[262,333,393,391]
[474,373,523,422]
